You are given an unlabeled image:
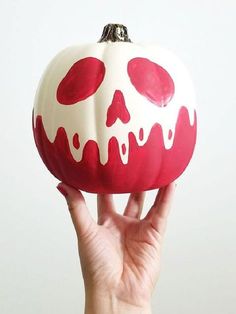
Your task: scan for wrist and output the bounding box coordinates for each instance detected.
[85,290,152,314]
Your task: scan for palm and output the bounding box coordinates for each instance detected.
[56,181,175,310]
[72,185,174,306]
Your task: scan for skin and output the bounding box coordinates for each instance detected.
[57,182,176,314]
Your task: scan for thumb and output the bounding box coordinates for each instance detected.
[57,182,96,238]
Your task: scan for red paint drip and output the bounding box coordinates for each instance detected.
[33,106,197,193]
[122,144,126,155]
[127,57,175,107]
[168,129,172,140]
[139,128,144,141]
[106,90,130,127]
[73,133,80,149]
[57,57,105,105]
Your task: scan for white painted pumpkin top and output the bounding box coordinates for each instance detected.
[33,42,196,165]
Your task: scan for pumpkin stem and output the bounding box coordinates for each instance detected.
[98,24,132,43]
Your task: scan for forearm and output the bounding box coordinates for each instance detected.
[85,291,152,314]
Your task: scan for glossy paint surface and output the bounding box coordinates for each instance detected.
[128,57,175,107]
[33,106,197,193]
[106,90,130,127]
[57,57,105,105]
[33,42,197,193]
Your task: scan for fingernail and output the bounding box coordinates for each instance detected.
[57,185,68,197]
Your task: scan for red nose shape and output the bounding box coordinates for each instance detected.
[106,90,130,127]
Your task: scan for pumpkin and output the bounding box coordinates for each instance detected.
[32,24,197,193]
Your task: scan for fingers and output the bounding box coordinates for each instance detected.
[144,182,176,235]
[97,194,115,224]
[57,182,96,238]
[123,192,146,219]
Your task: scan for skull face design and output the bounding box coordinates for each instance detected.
[33,43,197,193]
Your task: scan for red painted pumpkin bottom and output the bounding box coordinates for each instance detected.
[33,106,197,193]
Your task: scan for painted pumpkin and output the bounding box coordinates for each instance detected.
[32,24,197,193]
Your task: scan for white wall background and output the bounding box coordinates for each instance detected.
[0,0,235,313]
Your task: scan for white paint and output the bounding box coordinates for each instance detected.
[33,42,196,165]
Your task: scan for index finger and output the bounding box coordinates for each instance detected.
[144,182,176,235]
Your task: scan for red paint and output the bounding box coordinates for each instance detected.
[122,143,126,155]
[33,106,197,193]
[168,129,172,140]
[73,133,80,149]
[57,57,105,105]
[127,57,175,107]
[139,128,144,141]
[106,90,130,127]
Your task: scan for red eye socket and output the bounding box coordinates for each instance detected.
[57,57,105,105]
[127,57,175,107]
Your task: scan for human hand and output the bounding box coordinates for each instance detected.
[57,182,176,314]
